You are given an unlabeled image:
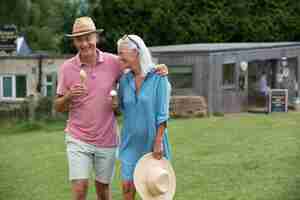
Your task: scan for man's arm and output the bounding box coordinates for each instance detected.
[54,84,87,112]
[54,93,71,113]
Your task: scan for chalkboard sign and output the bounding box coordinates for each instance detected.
[0,25,17,52]
[268,89,288,112]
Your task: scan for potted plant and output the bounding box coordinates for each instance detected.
[293,81,300,111]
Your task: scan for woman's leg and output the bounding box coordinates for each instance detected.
[121,162,136,200]
[122,181,136,200]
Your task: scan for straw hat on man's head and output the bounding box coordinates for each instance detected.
[66,16,103,38]
[134,153,176,200]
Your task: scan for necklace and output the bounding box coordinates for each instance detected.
[81,63,96,80]
[91,72,96,79]
[90,65,96,79]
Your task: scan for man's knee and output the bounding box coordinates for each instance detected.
[72,180,89,199]
[95,180,109,190]
[95,181,111,200]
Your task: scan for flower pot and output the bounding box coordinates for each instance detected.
[292,97,300,111]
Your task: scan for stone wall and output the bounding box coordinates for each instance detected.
[170,96,208,118]
[0,100,28,120]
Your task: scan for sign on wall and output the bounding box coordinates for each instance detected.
[0,25,17,52]
[268,89,288,112]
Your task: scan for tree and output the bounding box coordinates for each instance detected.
[1,0,300,53]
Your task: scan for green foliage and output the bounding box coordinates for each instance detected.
[1,0,300,53]
[84,0,300,52]
[35,96,53,118]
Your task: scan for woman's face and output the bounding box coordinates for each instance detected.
[118,45,139,70]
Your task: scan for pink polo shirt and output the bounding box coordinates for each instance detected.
[57,49,121,147]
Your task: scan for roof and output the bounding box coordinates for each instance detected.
[16,37,32,56]
[150,42,300,53]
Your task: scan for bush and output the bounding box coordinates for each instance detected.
[213,112,225,117]
[35,96,53,119]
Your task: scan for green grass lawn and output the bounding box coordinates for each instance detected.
[1,113,300,200]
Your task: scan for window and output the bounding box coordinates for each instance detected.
[3,76,13,97]
[169,65,193,89]
[44,74,53,97]
[1,75,27,99]
[16,75,27,97]
[223,63,236,86]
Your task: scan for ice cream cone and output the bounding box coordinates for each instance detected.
[80,69,87,85]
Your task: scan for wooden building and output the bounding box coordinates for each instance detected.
[150,42,300,114]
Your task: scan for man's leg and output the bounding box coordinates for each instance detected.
[72,180,89,200]
[122,181,136,200]
[94,147,116,200]
[95,181,111,200]
[65,134,93,200]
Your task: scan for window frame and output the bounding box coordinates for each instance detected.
[168,64,193,90]
[222,63,236,90]
[0,74,27,100]
[1,75,15,100]
[43,74,54,97]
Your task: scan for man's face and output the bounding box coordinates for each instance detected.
[73,33,97,57]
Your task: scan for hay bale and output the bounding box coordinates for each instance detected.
[170,96,208,118]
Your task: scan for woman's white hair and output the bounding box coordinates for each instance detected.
[117,34,155,76]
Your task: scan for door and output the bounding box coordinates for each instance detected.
[222,62,248,113]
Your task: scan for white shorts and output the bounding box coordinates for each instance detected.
[65,134,116,184]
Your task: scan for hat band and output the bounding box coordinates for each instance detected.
[72,29,96,34]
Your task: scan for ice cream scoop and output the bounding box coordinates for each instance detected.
[80,69,87,85]
[110,89,118,110]
[110,90,117,96]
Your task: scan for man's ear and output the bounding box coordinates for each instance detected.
[96,33,104,43]
[72,39,77,49]
[96,34,99,43]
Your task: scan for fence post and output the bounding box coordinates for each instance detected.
[51,72,57,118]
[28,95,36,121]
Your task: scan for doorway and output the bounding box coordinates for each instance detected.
[247,59,277,112]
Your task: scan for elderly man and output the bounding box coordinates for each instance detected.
[55,17,167,200]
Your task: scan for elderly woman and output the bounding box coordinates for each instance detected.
[117,34,172,200]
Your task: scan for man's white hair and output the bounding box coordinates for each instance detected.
[117,34,155,76]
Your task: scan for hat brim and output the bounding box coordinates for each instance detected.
[65,29,104,38]
[134,153,176,200]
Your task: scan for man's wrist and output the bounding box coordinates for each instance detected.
[64,92,72,102]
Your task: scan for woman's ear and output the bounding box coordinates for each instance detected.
[134,49,139,57]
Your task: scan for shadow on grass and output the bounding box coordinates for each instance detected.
[277,178,300,200]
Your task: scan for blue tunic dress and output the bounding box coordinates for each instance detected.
[118,71,171,180]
